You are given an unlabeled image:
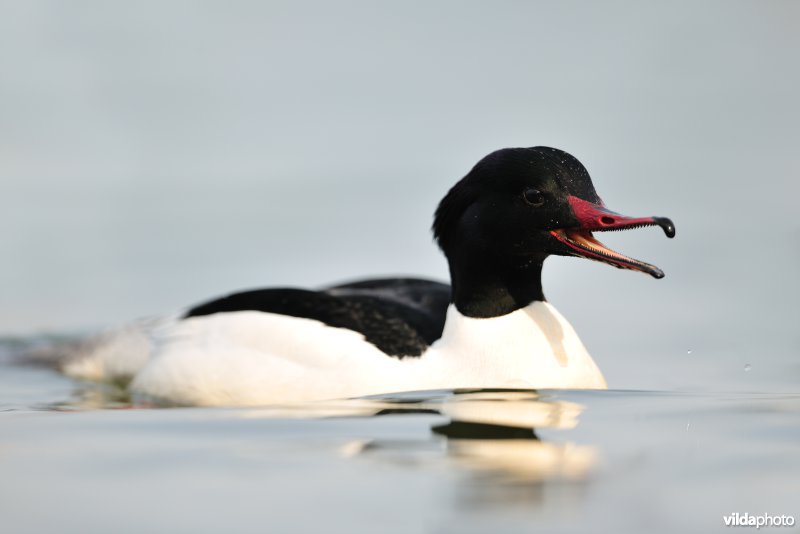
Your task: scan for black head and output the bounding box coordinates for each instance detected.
[433,147,675,317]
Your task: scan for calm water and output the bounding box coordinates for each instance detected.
[1,346,798,534]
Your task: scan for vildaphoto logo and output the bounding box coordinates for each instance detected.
[723,513,795,529]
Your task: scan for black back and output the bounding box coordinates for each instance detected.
[185,278,451,358]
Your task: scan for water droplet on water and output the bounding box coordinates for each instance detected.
[744,364,752,372]
[687,349,692,355]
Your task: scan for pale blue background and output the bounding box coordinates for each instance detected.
[2,0,798,391]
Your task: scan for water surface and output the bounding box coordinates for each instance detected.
[1,353,797,534]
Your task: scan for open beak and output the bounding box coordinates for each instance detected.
[550,196,675,278]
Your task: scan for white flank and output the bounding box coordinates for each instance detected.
[64,302,606,406]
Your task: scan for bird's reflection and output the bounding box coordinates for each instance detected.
[334,389,597,487]
[49,382,597,498]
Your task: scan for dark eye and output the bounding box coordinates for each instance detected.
[523,188,545,207]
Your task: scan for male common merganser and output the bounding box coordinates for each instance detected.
[61,147,674,406]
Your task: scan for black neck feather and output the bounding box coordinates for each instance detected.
[448,252,546,318]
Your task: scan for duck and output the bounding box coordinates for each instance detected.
[59,146,674,406]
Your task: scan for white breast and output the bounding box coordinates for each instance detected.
[420,302,607,391]
[125,302,606,406]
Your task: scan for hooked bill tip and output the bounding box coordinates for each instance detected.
[653,217,676,238]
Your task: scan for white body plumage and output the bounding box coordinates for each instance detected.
[64,302,606,406]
